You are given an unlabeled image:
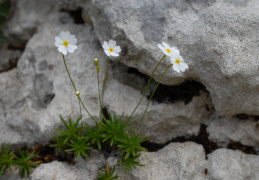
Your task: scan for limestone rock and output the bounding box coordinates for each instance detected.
[4,0,59,44]
[104,79,212,143]
[0,48,21,73]
[80,0,259,117]
[30,150,105,180]
[206,113,259,153]
[118,142,207,180]
[207,148,259,180]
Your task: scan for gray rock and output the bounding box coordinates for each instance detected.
[104,80,213,143]
[118,142,207,180]
[30,150,105,180]
[207,148,259,180]
[0,48,21,73]
[0,166,22,180]
[4,0,59,43]
[80,0,259,117]
[206,113,259,153]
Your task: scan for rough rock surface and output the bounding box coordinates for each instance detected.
[30,150,105,180]
[4,0,58,43]
[80,0,259,117]
[105,82,212,143]
[207,148,259,180]
[0,150,105,180]
[117,142,207,180]
[0,48,21,72]
[207,113,259,153]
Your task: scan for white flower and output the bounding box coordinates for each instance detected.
[158,42,179,56]
[102,40,121,57]
[55,31,77,55]
[170,50,189,73]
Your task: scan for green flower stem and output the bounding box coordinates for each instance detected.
[77,97,83,133]
[102,57,110,105]
[136,63,172,134]
[62,54,96,123]
[127,55,166,121]
[62,54,77,91]
[78,96,97,123]
[97,69,102,122]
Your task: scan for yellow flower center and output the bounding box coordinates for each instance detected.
[109,48,114,52]
[63,41,69,47]
[175,59,180,64]
[166,49,171,53]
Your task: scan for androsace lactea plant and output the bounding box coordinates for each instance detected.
[53,31,189,179]
[0,144,40,178]
[0,32,189,179]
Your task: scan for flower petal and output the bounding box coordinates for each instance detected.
[60,31,69,40]
[173,64,180,73]
[110,52,119,57]
[109,40,116,48]
[67,45,77,53]
[170,52,181,62]
[68,36,77,45]
[162,42,170,49]
[180,62,188,71]
[169,56,176,64]
[102,41,109,50]
[104,49,111,56]
[55,37,63,47]
[114,46,121,53]
[178,55,185,62]
[58,45,67,55]
[171,47,180,56]
[178,63,186,72]
[158,44,164,51]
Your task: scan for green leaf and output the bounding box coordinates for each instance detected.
[15,148,39,178]
[84,122,104,150]
[101,113,133,147]
[65,136,92,159]
[97,165,119,180]
[0,144,15,177]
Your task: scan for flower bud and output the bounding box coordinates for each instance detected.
[96,65,100,73]
[75,90,80,96]
[94,58,99,66]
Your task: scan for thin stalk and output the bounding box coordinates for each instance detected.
[127,55,166,121]
[97,69,102,122]
[136,64,172,134]
[101,57,110,105]
[61,54,96,123]
[62,54,77,91]
[78,96,97,123]
[77,97,82,134]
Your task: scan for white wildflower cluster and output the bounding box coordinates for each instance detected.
[55,31,188,73]
[158,42,188,73]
